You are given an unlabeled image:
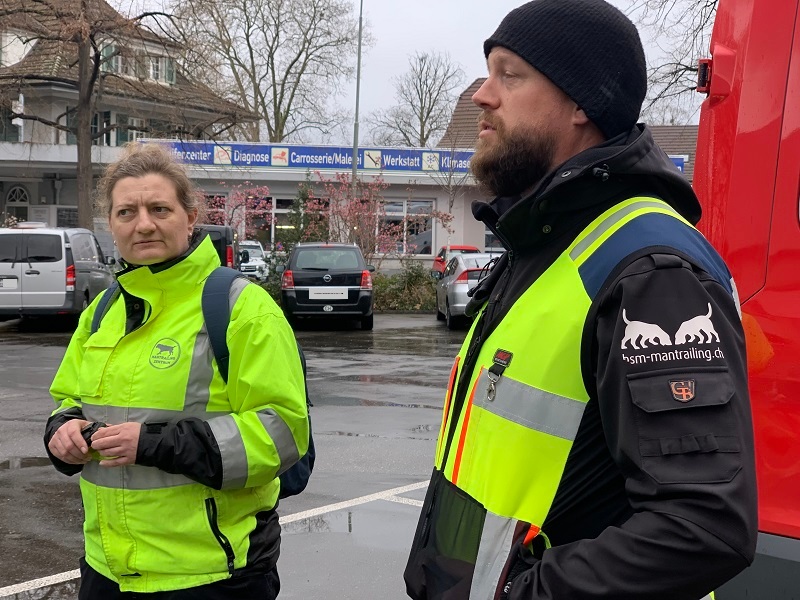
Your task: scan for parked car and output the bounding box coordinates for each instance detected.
[196,224,240,269]
[277,242,375,330]
[435,253,496,329]
[431,244,480,276]
[239,240,268,281]
[0,223,115,320]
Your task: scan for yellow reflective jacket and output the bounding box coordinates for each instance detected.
[49,236,308,593]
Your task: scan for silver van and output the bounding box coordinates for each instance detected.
[0,224,116,319]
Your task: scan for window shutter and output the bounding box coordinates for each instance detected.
[166,58,176,84]
[116,114,129,145]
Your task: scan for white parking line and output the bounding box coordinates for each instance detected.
[278,480,428,524]
[0,570,80,597]
[383,495,425,508]
[0,480,429,598]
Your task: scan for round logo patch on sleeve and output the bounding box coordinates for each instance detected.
[149,338,181,369]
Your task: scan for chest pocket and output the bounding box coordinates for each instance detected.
[79,335,117,400]
[628,367,741,485]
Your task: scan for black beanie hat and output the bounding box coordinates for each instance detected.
[484,0,647,139]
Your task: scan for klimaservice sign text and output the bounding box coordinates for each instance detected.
[164,141,685,175]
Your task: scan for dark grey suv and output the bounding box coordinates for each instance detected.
[278,243,375,330]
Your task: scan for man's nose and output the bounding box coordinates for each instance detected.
[473,78,499,110]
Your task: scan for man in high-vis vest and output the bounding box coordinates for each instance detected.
[404,1,757,599]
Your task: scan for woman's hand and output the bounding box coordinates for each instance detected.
[48,419,92,464]
[91,422,142,467]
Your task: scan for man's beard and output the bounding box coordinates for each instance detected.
[471,118,558,198]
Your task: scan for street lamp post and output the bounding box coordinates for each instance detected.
[351,0,364,195]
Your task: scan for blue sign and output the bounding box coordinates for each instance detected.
[162,141,473,174]
[162,140,686,176]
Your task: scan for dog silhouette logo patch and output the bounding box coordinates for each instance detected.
[675,303,720,345]
[149,338,181,369]
[621,310,673,349]
[669,379,696,402]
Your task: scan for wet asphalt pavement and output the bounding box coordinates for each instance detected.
[0,314,466,599]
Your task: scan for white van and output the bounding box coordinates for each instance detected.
[239,240,268,281]
[0,224,116,319]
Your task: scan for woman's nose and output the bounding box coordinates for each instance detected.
[134,208,156,232]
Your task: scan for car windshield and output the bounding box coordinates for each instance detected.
[242,245,263,258]
[294,247,362,270]
[463,256,493,270]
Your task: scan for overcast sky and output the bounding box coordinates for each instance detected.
[352,0,643,118]
[120,0,689,143]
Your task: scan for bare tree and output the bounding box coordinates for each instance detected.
[368,51,465,148]
[0,0,251,229]
[630,0,716,122]
[170,0,364,143]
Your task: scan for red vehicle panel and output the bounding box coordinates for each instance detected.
[694,1,800,596]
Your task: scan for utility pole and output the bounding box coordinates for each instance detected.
[351,0,364,196]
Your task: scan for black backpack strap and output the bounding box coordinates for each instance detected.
[90,282,121,335]
[201,267,314,498]
[201,267,249,384]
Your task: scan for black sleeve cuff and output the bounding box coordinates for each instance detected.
[136,417,224,489]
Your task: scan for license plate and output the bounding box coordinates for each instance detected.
[0,279,17,289]
[308,287,347,300]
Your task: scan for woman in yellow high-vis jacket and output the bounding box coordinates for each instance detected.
[44,143,308,599]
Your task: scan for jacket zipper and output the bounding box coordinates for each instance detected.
[205,498,235,576]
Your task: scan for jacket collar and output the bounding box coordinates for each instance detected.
[115,234,220,308]
[472,125,701,254]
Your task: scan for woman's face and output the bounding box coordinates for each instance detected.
[109,174,198,265]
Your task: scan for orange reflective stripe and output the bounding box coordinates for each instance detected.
[523,524,541,547]
[452,368,483,485]
[437,356,461,458]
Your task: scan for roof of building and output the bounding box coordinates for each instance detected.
[0,0,258,125]
[438,78,700,181]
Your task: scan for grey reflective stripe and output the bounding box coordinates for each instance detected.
[81,404,230,423]
[469,511,516,600]
[186,325,214,412]
[700,595,714,600]
[569,200,675,261]
[228,277,248,314]
[258,409,300,476]
[473,372,586,442]
[207,414,249,489]
[731,277,742,318]
[82,461,195,490]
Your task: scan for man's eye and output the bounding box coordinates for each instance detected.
[153,207,170,214]
[117,209,130,217]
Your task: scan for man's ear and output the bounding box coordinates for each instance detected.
[572,106,592,126]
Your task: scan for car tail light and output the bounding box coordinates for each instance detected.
[281,269,295,289]
[226,245,234,268]
[360,270,372,290]
[456,269,482,283]
[66,264,76,291]
[455,270,470,282]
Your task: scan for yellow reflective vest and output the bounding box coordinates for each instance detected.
[410,198,718,600]
[49,237,308,593]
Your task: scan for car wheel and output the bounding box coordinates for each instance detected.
[436,307,445,321]
[285,313,297,329]
[361,313,374,331]
[81,294,89,311]
[445,301,460,330]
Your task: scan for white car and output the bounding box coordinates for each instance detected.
[239,240,268,281]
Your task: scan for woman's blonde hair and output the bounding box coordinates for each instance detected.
[96,143,205,220]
